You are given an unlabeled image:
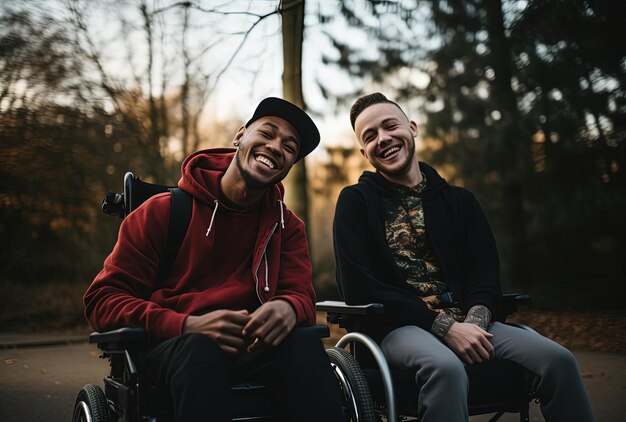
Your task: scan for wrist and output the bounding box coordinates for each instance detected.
[431,313,456,338]
[464,305,492,331]
[182,315,196,333]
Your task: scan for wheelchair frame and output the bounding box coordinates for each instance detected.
[76,170,536,422]
[75,172,368,422]
[317,297,537,422]
[75,326,333,422]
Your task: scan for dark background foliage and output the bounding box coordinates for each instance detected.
[1,1,624,331]
[318,0,626,309]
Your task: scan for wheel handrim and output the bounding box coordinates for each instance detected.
[72,401,92,422]
[331,362,362,421]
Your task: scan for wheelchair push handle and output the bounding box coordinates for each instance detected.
[102,192,125,218]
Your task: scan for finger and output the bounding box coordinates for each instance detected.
[258,318,291,346]
[242,315,267,337]
[255,320,282,344]
[224,310,251,325]
[470,350,484,364]
[241,306,269,335]
[219,320,251,335]
[475,342,491,362]
[258,324,281,346]
[478,335,495,359]
[216,332,246,347]
[269,329,289,347]
[243,306,277,336]
[219,344,241,354]
[460,351,474,365]
[476,326,493,337]
[247,338,265,352]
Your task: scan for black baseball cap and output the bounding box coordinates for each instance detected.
[245,97,320,162]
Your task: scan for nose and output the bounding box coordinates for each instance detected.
[265,137,283,156]
[377,129,392,145]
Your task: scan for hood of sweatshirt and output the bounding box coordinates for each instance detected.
[178,148,288,236]
[358,161,448,199]
[179,148,285,207]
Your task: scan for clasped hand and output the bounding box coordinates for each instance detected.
[444,322,494,364]
[183,300,296,354]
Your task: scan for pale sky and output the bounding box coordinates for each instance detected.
[28,0,432,161]
[77,0,361,159]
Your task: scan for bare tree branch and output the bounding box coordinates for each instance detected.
[67,0,124,112]
[205,7,280,94]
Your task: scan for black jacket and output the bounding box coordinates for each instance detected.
[333,163,502,338]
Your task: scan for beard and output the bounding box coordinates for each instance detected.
[235,150,287,190]
[372,140,416,177]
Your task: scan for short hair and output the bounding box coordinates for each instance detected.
[349,92,407,129]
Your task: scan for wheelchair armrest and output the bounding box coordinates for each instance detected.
[89,327,147,346]
[317,295,529,316]
[293,324,330,338]
[316,300,385,315]
[316,301,385,330]
[89,325,327,347]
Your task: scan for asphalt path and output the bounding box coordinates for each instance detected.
[471,350,626,422]
[0,341,624,421]
[1,342,108,421]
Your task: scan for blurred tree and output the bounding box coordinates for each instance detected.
[316,0,626,308]
[0,8,145,287]
[281,0,310,225]
[67,0,205,181]
[0,0,322,328]
[506,0,626,306]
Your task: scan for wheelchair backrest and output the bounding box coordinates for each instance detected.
[102,172,176,218]
[102,171,192,288]
[124,172,174,215]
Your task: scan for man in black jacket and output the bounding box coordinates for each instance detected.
[333,92,594,421]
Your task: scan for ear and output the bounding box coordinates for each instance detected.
[359,147,367,159]
[233,126,245,146]
[409,120,418,138]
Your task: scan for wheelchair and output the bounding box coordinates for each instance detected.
[73,172,371,422]
[316,296,538,422]
[73,325,338,422]
[74,171,536,421]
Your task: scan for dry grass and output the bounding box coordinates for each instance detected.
[507,310,626,354]
[0,280,89,333]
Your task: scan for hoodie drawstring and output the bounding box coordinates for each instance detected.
[265,200,283,292]
[203,197,278,295]
[205,200,219,236]
[263,253,270,292]
[278,200,285,229]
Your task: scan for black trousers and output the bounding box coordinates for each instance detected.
[144,328,345,422]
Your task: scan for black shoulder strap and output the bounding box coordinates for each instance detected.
[154,188,192,289]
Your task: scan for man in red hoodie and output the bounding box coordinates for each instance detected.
[84,98,345,421]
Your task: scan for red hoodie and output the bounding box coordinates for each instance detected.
[84,148,316,341]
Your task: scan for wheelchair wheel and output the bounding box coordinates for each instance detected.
[72,384,110,422]
[327,346,377,422]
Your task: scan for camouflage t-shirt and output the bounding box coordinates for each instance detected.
[383,174,465,323]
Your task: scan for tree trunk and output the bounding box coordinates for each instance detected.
[484,0,530,292]
[140,2,164,179]
[280,0,310,227]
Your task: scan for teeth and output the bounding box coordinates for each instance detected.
[255,155,275,169]
[383,147,400,158]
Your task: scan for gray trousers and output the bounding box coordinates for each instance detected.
[381,322,595,421]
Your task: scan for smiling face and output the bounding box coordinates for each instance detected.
[354,102,419,181]
[233,115,301,190]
